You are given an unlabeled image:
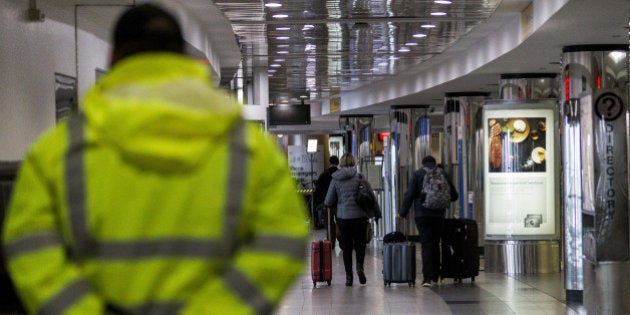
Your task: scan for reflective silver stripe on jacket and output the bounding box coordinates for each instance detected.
[107,302,184,315]
[223,268,273,315]
[250,235,306,261]
[38,279,92,315]
[65,116,246,259]
[66,114,95,260]
[4,233,64,259]
[62,117,299,314]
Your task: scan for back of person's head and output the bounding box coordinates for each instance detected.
[111,4,184,65]
[340,153,355,167]
[329,155,339,165]
[422,155,437,168]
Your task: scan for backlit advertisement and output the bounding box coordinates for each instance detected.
[483,101,559,239]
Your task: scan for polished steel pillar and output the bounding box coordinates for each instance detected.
[338,115,382,239]
[562,44,630,310]
[384,105,430,238]
[484,74,562,275]
[338,115,374,164]
[499,73,559,100]
[443,92,490,225]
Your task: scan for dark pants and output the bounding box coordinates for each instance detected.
[415,216,444,281]
[337,217,367,277]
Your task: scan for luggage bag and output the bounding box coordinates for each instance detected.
[325,206,337,249]
[382,231,406,244]
[382,242,416,286]
[440,218,480,283]
[311,240,332,287]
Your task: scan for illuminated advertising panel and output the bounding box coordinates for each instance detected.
[483,101,559,240]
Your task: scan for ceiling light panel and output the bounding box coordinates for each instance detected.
[213,0,501,99]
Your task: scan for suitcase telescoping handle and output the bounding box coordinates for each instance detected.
[318,240,324,281]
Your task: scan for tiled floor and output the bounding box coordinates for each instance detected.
[274,229,586,315]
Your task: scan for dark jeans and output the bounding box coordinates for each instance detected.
[415,216,444,281]
[337,217,368,277]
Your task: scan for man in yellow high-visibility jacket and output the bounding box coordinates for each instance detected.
[2,4,308,314]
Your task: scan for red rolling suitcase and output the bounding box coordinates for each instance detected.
[311,240,332,287]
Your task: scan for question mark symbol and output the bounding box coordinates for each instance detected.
[603,96,615,118]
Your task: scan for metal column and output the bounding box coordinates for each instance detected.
[485,74,562,275]
[443,92,490,224]
[562,44,630,310]
[338,115,384,240]
[338,115,374,164]
[385,105,430,238]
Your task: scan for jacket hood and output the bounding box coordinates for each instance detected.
[82,53,241,171]
[332,167,357,180]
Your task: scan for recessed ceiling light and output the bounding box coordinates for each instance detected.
[277,50,289,54]
[421,24,436,28]
[389,56,400,60]
[277,44,289,48]
[406,42,418,46]
[268,69,277,73]
[431,12,447,16]
[270,64,282,67]
[276,36,290,40]
[265,2,282,8]
[276,26,290,31]
[609,51,626,63]
[272,13,288,18]
[274,58,285,62]
[398,47,411,52]
[413,33,427,38]
[434,0,452,4]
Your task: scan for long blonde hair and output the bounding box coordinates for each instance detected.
[339,153,355,167]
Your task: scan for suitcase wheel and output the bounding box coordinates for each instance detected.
[471,276,475,283]
[313,281,316,288]
[327,280,331,286]
[384,280,388,287]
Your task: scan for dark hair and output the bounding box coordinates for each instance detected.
[422,155,437,167]
[112,4,184,63]
[329,155,339,165]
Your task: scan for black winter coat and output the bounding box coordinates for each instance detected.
[314,166,338,205]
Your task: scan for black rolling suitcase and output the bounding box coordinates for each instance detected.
[440,218,479,283]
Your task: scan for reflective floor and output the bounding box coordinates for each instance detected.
[274,229,586,315]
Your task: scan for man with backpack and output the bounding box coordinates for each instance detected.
[399,155,458,287]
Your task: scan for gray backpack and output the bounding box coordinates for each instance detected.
[420,168,451,209]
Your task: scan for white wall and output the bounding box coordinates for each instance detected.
[0,1,114,160]
[0,1,228,161]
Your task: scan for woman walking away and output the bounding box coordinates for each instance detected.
[325,153,370,286]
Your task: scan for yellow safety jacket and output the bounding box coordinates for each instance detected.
[3,53,308,314]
